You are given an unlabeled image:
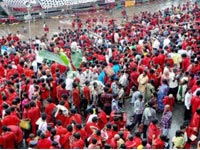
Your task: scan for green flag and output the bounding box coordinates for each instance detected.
[71,49,83,69]
[39,50,66,66]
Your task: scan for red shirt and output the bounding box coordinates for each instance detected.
[72,88,80,107]
[37,138,52,149]
[7,125,23,144]
[60,132,73,149]
[83,86,90,101]
[1,131,16,148]
[45,103,56,122]
[191,96,200,115]
[72,139,85,149]
[56,126,67,136]
[2,115,20,126]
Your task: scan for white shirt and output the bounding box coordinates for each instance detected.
[119,73,128,87]
[65,77,74,91]
[114,33,119,43]
[169,72,178,88]
[152,39,160,50]
[184,91,192,110]
[163,38,170,48]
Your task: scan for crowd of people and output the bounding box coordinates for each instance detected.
[0,0,199,149]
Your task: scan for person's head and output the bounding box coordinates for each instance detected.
[175,130,183,137]
[73,132,81,140]
[135,132,141,138]
[56,120,62,126]
[104,143,111,149]
[128,134,133,141]
[142,139,147,147]
[67,124,73,132]
[92,116,98,123]
[92,138,97,145]
[138,94,143,100]
[114,134,120,140]
[47,97,52,103]
[164,104,170,112]
[41,113,47,121]
[152,119,158,125]
[196,108,200,115]
[40,133,46,139]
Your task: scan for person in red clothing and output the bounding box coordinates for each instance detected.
[109,134,119,149]
[1,109,20,126]
[45,98,56,123]
[71,133,85,149]
[55,120,67,136]
[147,119,161,144]
[60,125,73,149]
[7,125,23,147]
[97,107,107,129]
[83,81,91,104]
[132,132,142,148]
[0,126,16,149]
[181,54,190,72]
[85,116,99,138]
[125,135,135,149]
[191,90,200,115]
[68,109,82,125]
[152,135,168,149]
[189,108,200,136]
[75,124,87,141]
[88,130,103,147]
[72,82,80,112]
[163,94,175,112]
[37,133,52,149]
[28,101,40,135]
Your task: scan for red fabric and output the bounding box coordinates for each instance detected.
[56,126,67,136]
[191,96,200,115]
[152,137,165,149]
[60,132,73,149]
[132,137,142,148]
[98,110,107,129]
[85,122,99,138]
[28,107,40,134]
[125,140,135,149]
[83,86,90,102]
[182,57,190,72]
[2,115,20,126]
[147,123,161,143]
[7,125,23,144]
[163,96,175,111]
[72,139,85,149]
[37,138,52,149]
[69,113,82,124]
[109,138,117,149]
[45,103,56,122]
[72,88,80,109]
[1,131,16,148]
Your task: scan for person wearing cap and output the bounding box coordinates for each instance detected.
[160,105,172,137]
